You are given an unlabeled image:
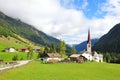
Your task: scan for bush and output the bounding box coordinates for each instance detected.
[42,59,47,64]
[12,55,19,61]
[20,57,23,60]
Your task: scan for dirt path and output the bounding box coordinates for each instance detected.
[0,60,31,71]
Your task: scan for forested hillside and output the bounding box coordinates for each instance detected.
[93,23,120,53]
[0,11,59,46]
[93,23,120,63]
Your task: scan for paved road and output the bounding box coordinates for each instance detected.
[0,60,31,71]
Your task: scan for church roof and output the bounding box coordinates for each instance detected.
[87,29,91,43]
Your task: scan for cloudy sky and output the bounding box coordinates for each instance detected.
[0,0,120,44]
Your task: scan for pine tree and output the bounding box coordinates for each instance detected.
[43,46,50,54]
[50,43,56,53]
[71,46,76,54]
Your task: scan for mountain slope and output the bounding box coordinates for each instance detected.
[93,23,120,53]
[0,36,33,51]
[75,39,99,53]
[0,11,59,47]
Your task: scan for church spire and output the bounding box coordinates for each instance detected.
[87,29,92,53]
[87,29,90,43]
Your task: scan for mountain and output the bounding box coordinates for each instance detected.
[75,39,99,53]
[0,11,59,47]
[93,23,120,53]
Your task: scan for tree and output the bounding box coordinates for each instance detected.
[50,43,56,53]
[27,47,33,59]
[56,44,60,53]
[105,52,111,63]
[59,40,66,57]
[27,51,33,59]
[37,52,43,58]
[43,46,50,54]
[12,55,19,61]
[71,46,76,54]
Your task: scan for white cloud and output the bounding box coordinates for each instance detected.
[0,0,120,44]
[101,0,120,16]
[81,0,88,10]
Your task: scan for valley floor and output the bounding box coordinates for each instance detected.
[0,61,120,80]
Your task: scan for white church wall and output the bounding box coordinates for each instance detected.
[82,52,93,61]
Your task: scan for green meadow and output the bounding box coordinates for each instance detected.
[0,61,120,80]
[0,37,28,51]
[0,36,40,61]
[0,52,38,61]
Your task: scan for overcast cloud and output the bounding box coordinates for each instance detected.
[0,0,120,44]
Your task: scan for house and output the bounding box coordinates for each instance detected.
[92,51,103,62]
[21,48,30,52]
[41,53,62,62]
[70,54,87,63]
[80,51,103,62]
[32,48,40,52]
[5,47,16,52]
[81,51,93,61]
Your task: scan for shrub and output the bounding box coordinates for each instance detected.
[20,57,23,60]
[42,59,47,64]
[12,55,19,61]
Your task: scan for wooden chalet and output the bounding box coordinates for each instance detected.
[21,48,30,52]
[41,53,62,62]
[70,54,87,63]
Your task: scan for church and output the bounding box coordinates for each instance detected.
[80,29,103,62]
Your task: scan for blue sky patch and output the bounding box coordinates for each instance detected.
[60,0,107,19]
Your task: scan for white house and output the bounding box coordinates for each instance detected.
[80,51,93,61]
[80,51,103,62]
[93,51,103,62]
[5,47,16,52]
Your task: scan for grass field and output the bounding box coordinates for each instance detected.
[0,52,38,61]
[0,36,40,61]
[0,37,28,51]
[0,61,120,80]
[0,36,40,52]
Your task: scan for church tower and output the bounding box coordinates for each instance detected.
[86,29,92,53]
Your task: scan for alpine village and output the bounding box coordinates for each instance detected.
[0,5,120,80]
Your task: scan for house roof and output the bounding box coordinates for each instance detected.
[79,51,86,54]
[5,47,15,49]
[93,51,103,58]
[42,53,61,58]
[70,54,81,58]
[79,51,92,55]
[21,48,29,50]
[33,48,40,50]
